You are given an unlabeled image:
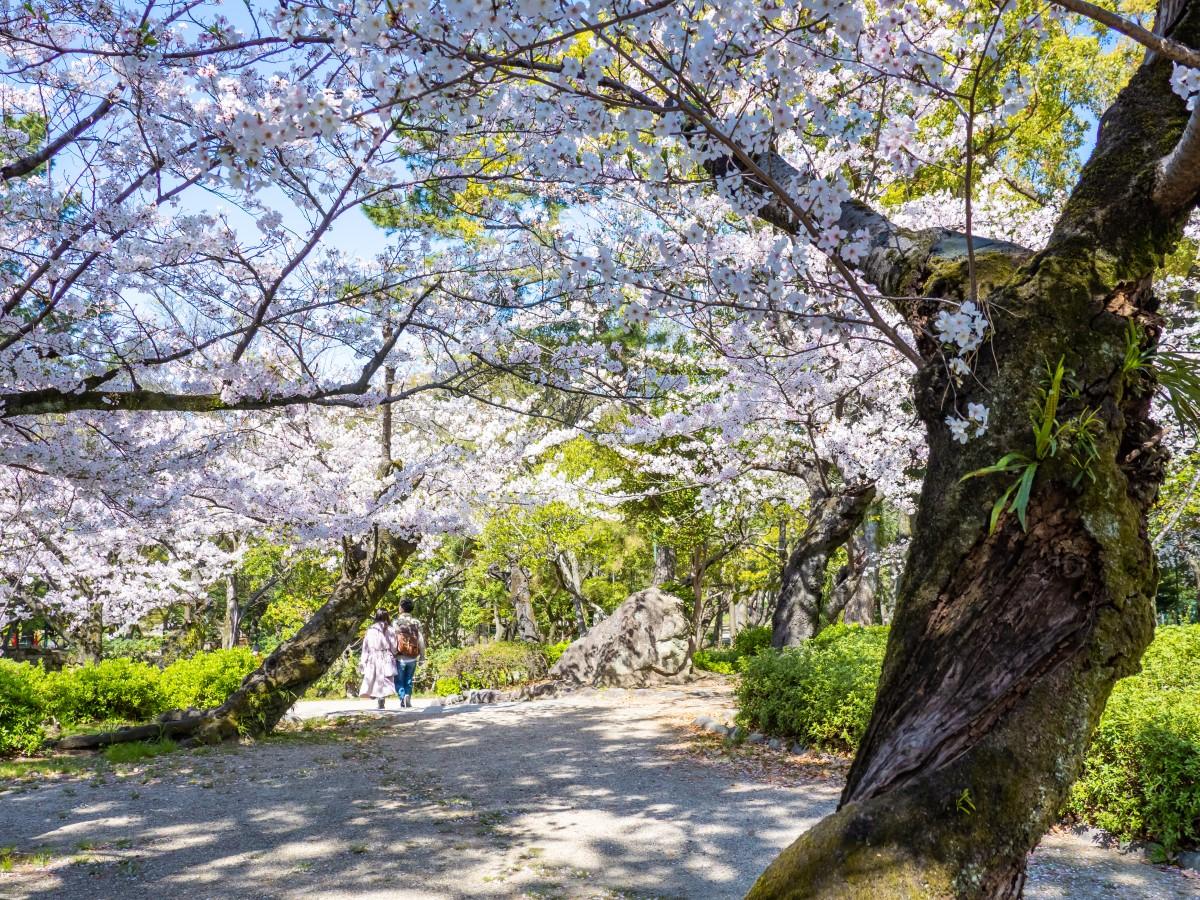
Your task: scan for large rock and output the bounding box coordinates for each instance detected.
[549,588,692,687]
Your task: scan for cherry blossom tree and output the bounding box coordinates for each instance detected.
[4,0,1200,893]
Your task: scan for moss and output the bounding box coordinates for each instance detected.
[921,250,1023,300]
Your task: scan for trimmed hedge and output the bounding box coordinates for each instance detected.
[737,623,1200,852]
[1066,625,1200,853]
[736,623,888,752]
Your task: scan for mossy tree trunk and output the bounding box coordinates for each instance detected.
[192,527,416,742]
[746,5,1200,895]
[772,483,876,647]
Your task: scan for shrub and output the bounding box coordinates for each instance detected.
[42,658,164,726]
[733,625,773,658]
[545,641,572,667]
[693,649,737,675]
[427,641,547,692]
[160,648,258,709]
[1066,625,1200,853]
[694,625,775,675]
[736,624,888,752]
[0,660,46,756]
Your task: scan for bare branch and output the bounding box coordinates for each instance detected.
[1048,0,1200,68]
[1,92,119,183]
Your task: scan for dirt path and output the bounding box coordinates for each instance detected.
[0,684,1195,898]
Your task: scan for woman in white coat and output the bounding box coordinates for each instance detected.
[358,609,397,709]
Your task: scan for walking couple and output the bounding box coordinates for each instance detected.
[358,599,426,709]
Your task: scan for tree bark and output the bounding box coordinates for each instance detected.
[772,484,876,647]
[651,542,676,587]
[749,5,1199,892]
[837,520,880,627]
[554,548,590,637]
[509,562,542,642]
[221,572,241,650]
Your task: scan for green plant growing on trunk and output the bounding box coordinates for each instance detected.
[962,358,1101,532]
[1124,319,1200,434]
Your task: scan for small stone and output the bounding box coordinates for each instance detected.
[747,732,765,745]
[1178,850,1200,871]
[790,743,807,755]
[768,738,783,751]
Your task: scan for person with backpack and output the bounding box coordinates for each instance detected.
[392,599,425,708]
[358,609,397,710]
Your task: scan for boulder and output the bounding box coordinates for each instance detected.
[549,587,692,688]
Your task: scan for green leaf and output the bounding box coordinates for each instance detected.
[990,478,1021,534]
[961,452,1031,482]
[1013,463,1037,531]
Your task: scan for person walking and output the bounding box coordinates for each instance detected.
[359,609,397,709]
[392,599,425,708]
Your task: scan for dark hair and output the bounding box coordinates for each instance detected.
[400,599,415,614]
[373,608,391,624]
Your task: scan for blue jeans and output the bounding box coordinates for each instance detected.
[394,659,417,699]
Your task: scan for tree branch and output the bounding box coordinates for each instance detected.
[1155,103,1200,212]
[1048,0,1200,68]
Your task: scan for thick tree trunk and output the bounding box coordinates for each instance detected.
[509,563,542,643]
[651,542,676,587]
[749,9,1198,892]
[837,521,880,626]
[221,572,241,650]
[191,527,416,742]
[76,600,103,664]
[772,484,876,647]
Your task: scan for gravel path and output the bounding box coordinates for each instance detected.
[0,683,1196,899]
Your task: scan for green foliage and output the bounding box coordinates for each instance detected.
[0,660,46,756]
[544,641,571,667]
[425,641,548,692]
[1067,625,1200,853]
[102,738,177,765]
[694,625,774,675]
[964,358,1100,532]
[43,658,163,726]
[159,648,258,709]
[305,650,361,699]
[102,636,162,663]
[733,625,773,658]
[736,624,889,752]
[1124,320,1200,436]
[692,649,737,675]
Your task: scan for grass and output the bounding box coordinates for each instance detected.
[101,738,177,764]
[0,847,54,871]
[0,757,94,780]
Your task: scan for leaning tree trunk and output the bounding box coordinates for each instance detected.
[748,8,1199,893]
[509,562,542,642]
[58,526,418,750]
[190,527,415,741]
[772,483,876,647]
